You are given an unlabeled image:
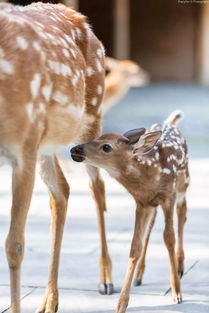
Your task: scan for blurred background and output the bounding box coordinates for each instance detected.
[2,0,209,157]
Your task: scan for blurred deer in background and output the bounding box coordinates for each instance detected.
[0,2,109,312]
[71,111,189,313]
[103,57,149,113]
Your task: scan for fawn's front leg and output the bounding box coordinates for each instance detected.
[134,207,157,286]
[115,206,155,313]
[162,197,182,304]
[6,148,37,313]
[37,155,69,313]
[86,165,113,295]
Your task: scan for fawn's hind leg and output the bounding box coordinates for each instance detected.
[162,196,182,304]
[176,166,189,278]
[176,196,187,278]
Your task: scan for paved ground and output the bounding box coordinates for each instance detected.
[1,83,209,312]
[0,156,209,313]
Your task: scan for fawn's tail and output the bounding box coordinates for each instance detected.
[164,110,184,126]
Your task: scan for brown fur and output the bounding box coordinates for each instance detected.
[0,3,110,312]
[71,111,189,313]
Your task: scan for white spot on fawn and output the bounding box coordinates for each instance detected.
[177,192,185,205]
[161,168,171,174]
[146,160,152,166]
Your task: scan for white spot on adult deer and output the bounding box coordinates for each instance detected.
[0,3,107,313]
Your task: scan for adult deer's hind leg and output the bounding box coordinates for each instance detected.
[6,147,37,313]
[86,165,113,295]
[37,155,69,313]
[134,207,157,286]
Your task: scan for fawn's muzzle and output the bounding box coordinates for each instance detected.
[70,145,85,162]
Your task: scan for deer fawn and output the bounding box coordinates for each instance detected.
[103,57,149,113]
[0,2,112,312]
[71,111,190,313]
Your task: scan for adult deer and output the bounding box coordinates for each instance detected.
[0,2,109,312]
[71,111,189,313]
[103,57,149,113]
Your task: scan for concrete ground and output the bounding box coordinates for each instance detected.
[0,157,209,313]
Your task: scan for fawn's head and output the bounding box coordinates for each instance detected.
[71,129,161,176]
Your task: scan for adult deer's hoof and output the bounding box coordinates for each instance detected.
[36,290,58,313]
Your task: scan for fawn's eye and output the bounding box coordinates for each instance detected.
[102,144,112,153]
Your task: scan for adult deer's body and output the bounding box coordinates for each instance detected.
[71,111,190,313]
[0,3,111,312]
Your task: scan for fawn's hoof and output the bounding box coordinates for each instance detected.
[173,295,182,304]
[98,283,114,295]
[178,270,184,278]
[133,279,142,286]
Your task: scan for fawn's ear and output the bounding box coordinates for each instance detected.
[134,131,162,154]
[123,128,146,144]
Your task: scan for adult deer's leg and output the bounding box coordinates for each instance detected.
[176,195,187,278]
[37,155,69,313]
[134,207,157,286]
[115,206,155,313]
[6,148,37,313]
[162,197,182,304]
[86,165,113,295]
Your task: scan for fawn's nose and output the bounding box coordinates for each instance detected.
[70,145,85,162]
[71,145,84,155]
